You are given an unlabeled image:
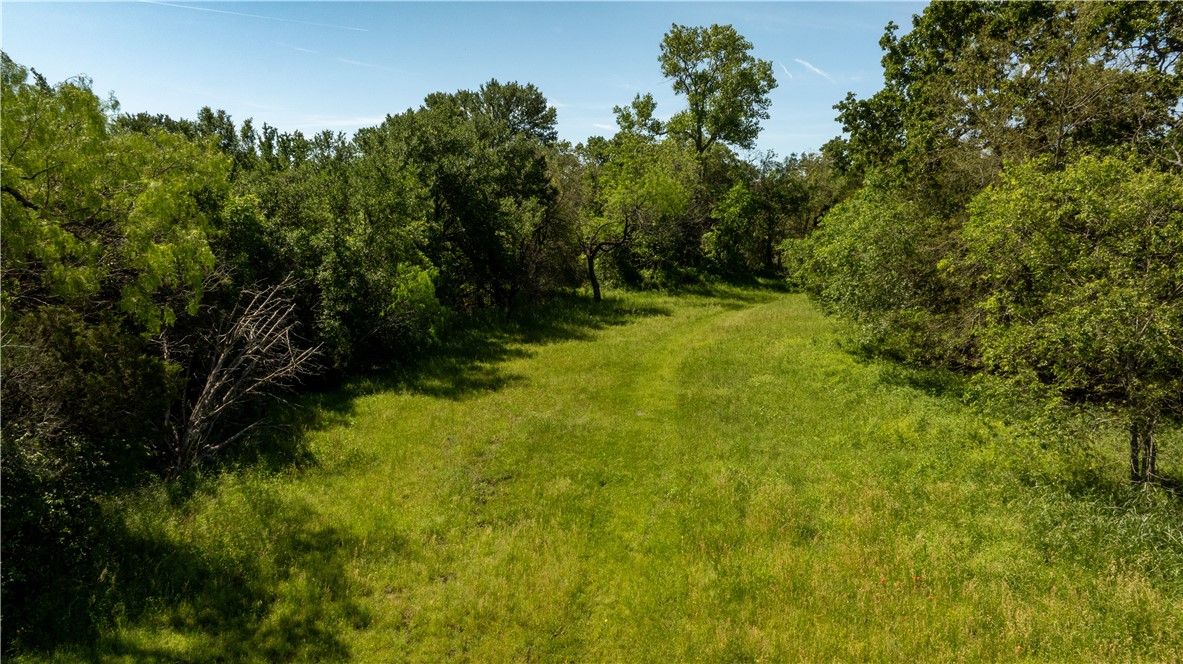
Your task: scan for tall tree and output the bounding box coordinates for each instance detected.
[659,24,778,161]
[377,80,566,308]
[837,1,1183,183]
[808,1,1183,368]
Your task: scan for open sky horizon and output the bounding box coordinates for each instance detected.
[2,1,925,158]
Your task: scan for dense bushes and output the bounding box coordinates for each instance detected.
[793,2,1183,482]
[961,155,1183,482]
[1,55,228,649]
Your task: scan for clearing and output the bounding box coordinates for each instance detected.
[49,288,1183,662]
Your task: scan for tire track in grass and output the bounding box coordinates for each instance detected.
[572,293,797,655]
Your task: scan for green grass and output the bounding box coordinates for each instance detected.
[26,287,1183,662]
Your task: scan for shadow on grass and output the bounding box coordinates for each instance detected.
[92,499,370,662]
[875,361,971,401]
[211,293,674,476]
[266,293,674,443]
[662,277,793,309]
[843,329,1183,587]
[5,288,771,659]
[6,495,374,661]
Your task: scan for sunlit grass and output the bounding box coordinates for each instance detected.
[27,287,1182,662]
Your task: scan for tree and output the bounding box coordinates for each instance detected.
[546,141,618,302]
[1,53,234,646]
[167,277,319,475]
[392,80,566,308]
[472,79,559,146]
[795,172,967,363]
[659,24,777,161]
[592,130,697,288]
[837,2,1183,183]
[1,55,227,335]
[612,93,664,139]
[960,155,1183,483]
[808,1,1183,368]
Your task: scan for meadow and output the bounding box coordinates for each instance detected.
[36,287,1182,662]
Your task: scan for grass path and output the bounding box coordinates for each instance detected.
[54,288,1182,662]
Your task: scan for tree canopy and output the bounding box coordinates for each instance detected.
[659,23,778,157]
[798,1,1183,482]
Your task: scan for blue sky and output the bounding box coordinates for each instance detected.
[2,2,924,157]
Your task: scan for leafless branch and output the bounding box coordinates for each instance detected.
[167,275,320,474]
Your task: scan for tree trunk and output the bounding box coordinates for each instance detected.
[587,251,602,302]
[1130,420,1142,482]
[1129,418,1157,483]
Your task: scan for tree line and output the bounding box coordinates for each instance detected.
[789,1,1182,483]
[3,3,1181,650]
[1,24,830,646]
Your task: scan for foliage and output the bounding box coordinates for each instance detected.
[801,1,1183,485]
[793,173,968,363]
[594,134,698,286]
[0,53,227,651]
[960,155,1183,481]
[384,262,448,349]
[838,2,1182,181]
[367,80,568,311]
[703,181,758,274]
[659,23,778,157]
[1,55,226,334]
[240,126,436,370]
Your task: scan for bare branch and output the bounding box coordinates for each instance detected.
[168,275,320,474]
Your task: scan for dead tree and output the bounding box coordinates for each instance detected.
[167,276,319,475]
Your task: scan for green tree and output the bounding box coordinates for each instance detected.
[659,23,777,161]
[612,93,665,139]
[1,53,232,647]
[1,56,227,334]
[702,181,757,275]
[389,80,565,308]
[591,130,697,288]
[546,141,618,302]
[837,2,1182,186]
[960,155,1183,483]
[794,173,967,363]
[808,1,1183,368]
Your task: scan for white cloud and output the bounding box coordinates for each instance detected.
[794,58,836,84]
[779,62,794,79]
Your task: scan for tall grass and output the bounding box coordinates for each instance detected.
[22,287,1182,662]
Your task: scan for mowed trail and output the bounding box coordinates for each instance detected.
[97,289,1182,663]
[303,290,869,660]
[305,292,998,658]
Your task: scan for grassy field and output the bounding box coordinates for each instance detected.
[34,287,1183,662]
